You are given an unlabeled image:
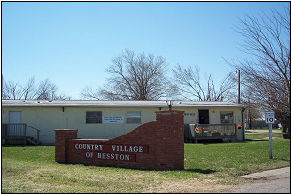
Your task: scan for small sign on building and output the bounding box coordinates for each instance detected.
[103,115,124,123]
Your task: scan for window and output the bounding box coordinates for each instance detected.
[126,111,141,123]
[86,111,102,124]
[220,111,234,124]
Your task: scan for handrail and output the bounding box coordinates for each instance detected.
[26,124,40,131]
[2,123,40,145]
[26,124,40,144]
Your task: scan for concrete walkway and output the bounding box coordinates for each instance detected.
[245,129,282,134]
[231,167,290,193]
[240,167,290,180]
[245,129,283,140]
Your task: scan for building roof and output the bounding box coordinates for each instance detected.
[2,100,243,108]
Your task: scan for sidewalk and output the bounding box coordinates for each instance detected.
[245,129,282,134]
[241,167,290,180]
[231,167,290,193]
[245,129,284,140]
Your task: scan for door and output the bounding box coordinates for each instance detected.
[198,109,209,124]
[8,111,21,136]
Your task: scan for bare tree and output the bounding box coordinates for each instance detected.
[80,86,100,100]
[172,64,236,101]
[81,49,176,100]
[19,77,37,100]
[228,6,290,133]
[35,78,58,100]
[2,77,71,100]
[2,80,22,100]
[35,78,72,100]
[242,91,263,129]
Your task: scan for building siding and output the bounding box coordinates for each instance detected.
[2,100,244,145]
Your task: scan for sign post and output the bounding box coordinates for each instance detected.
[265,111,275,159]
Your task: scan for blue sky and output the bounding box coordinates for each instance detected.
[1,1,289,100]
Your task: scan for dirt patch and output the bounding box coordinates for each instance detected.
[141,178,233,193]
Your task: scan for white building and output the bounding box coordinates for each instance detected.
[1,100,245,145]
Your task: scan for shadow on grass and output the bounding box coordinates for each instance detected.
[184,168,216,174]
[79,164,217,175]
[243,139,268,142]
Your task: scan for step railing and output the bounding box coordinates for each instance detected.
[26,124,40,144]
[2,123,40,145]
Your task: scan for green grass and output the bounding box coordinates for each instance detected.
[1,134,290,193]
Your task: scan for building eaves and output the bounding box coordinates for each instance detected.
[1,100,243,108]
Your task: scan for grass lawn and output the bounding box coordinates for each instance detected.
[1,132,290,193]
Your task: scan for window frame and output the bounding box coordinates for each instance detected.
[220,111,234,124]
[86,111,102,124]
[126,111,142,124]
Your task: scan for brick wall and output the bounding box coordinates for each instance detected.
[54,110,184,170]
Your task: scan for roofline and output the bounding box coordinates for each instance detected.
[1,100,244,108]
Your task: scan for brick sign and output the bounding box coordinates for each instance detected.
[55,110,185,171]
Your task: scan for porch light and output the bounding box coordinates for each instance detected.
[166,100,174,110]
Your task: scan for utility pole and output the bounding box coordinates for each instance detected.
[238,69,240,104]
[235,70,241,104]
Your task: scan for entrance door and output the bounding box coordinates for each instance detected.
[8,111,21,136]
[198,109,209,124]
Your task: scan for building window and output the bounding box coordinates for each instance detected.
[126,111,141,123]
[86,111,102,124]
[220,111,234,124]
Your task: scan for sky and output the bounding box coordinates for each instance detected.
[1,1,290,100]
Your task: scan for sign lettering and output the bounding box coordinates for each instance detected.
[265,111,275,124]
[85,152,136,161]
[76,143,148,162]
[184,113,195,116]
[103,116,124,123]
[75,143,148,153]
